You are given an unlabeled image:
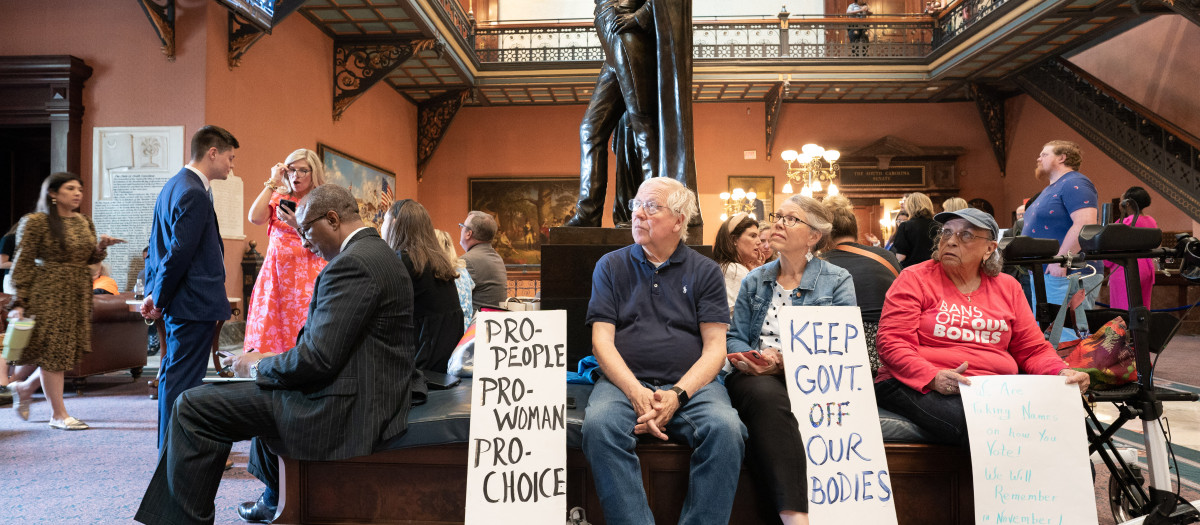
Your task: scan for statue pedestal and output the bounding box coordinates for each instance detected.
[542,226,711,368]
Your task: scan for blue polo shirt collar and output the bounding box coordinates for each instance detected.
[630,239,687,267]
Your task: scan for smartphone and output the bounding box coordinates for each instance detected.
[422,370,461,390]
[729,350,771,368]
[279,199,297,213]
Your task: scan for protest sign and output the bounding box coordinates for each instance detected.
[778,305,898,524]
[465,310,568,524]
[961,375,1097,525]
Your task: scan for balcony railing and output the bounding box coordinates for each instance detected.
[474,16,935,64]
[932,0,1014,47]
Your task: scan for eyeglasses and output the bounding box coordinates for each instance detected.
[297,213,328,241]
[629,199,671,216]
[286,167,312,176]
[938,228,993,243]
[768,212,814,230]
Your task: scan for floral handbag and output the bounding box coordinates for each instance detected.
[1046,273,1136,390]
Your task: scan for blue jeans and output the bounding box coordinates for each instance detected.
[582,377,747,525]
[1032,269,1103,342]
[874,378,967,446]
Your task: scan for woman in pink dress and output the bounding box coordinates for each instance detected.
[243,148,327,355]
[1105,186,1157,310]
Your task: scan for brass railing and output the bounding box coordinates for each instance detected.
[932,0,1014,47]
[474,17,935,64]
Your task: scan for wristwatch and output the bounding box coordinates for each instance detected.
[249,361,259,379]
[670,386,689,407]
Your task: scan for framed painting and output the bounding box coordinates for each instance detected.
[728,175,774,221]
[318,143,395,229]
[467,177,580,265]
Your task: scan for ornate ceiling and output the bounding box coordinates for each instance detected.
[286,0,1168,106]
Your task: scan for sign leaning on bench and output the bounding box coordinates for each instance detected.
[466,310,568,524]
[778,305,899,524]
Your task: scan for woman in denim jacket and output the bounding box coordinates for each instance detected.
[725,194,856,525]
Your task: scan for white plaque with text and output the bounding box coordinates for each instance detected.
[91,126,184,290]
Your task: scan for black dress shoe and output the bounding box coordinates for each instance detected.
[237,495,277,523]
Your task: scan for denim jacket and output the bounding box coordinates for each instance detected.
[726,257,857,354]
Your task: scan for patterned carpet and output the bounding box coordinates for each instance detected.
[2,336,1197,523]
[0,376,260,524]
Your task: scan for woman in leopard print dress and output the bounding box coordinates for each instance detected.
[7,172,123,430]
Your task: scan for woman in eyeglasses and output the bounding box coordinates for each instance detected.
[725,194,856,525]
[874,208,1090,446]
[243,148,328,356]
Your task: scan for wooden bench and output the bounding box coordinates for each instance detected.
[273,382,973,524]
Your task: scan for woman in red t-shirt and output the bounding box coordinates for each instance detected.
[874,208,1090,445]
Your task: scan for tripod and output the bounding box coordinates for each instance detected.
[1001,223,1200,524]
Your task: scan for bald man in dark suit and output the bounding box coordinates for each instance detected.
[135,185,416,525]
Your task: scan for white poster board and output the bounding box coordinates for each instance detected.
[91,126,185,290]
[961,376,1097,525]
[778,306,898,524]
[466,310,568,525]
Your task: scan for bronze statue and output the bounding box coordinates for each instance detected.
[567,0,699,227]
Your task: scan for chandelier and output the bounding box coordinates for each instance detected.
[781,144,841,197]
[719,187,758,222]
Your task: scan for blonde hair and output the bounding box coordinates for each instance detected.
[904,192,934,219]
[435,229,466,269]
[941,197,968,213]
[282,148,325,195]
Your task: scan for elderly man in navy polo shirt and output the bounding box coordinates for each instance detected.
[582,177,746,525]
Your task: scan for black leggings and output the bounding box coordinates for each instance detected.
[726,372,809,513]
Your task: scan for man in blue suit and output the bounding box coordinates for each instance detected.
[140,125,238,449]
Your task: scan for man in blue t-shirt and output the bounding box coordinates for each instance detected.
[582,177,746,525]
[1021,140,1102,334]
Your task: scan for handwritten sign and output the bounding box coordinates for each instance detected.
[961,376,1097,525]
[465,310,568,525]
[778,306,898,524]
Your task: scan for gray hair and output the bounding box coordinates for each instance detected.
[785,194,834,253]
[299,184,360,223]
[639,177,697,242]
[931,237,1005,277]
[464,210,497,242]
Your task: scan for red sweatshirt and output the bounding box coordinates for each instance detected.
[875,261,1066,393]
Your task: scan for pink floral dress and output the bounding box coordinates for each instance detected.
[243,193,326,354]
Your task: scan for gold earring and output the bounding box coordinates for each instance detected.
[52,197,57,205]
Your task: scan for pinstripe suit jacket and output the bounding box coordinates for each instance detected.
[255,228,416,461]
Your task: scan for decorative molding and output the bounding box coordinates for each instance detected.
[136,0,176,61]
[1016,59,1200,222]
[227,0,307,70]
[228,12,267,70]
[968,83,1007,177]
[417,89,470,179]
[333,38,437,121]
[764,82,784,161]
